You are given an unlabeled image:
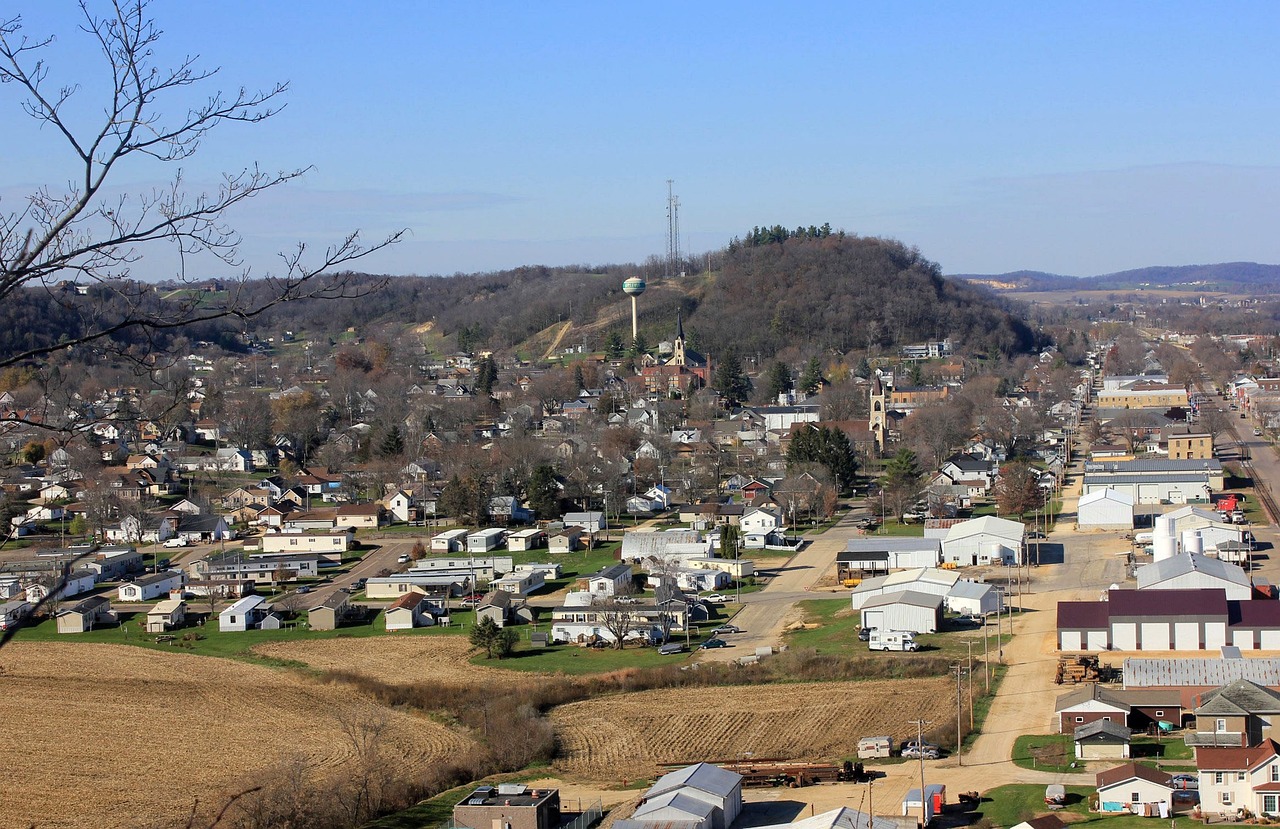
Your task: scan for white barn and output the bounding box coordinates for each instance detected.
[941,516,1025,566]
[850,567,959,610]
[1077,488,1135,530]
[944,580,1003,617]
[859,590,943,635]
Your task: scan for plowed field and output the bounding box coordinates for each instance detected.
[252,635,535,686]
[550,676,954,779]
[0,643,473,829]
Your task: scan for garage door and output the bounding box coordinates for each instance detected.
[1205,624,1227,650]
[1232,630,1256,650]
[1138,484,1159,504]
[1060,631,1083,651]
[1087,630,1110,651]
[1141,622,1170,650]
[1112,623,1137,650]
[1261,630,1280,649]
[1174,622,1199,650]
[1168,489,1185,504]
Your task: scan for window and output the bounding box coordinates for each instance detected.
[1222,792,1233,806]
[1155,710,1164,717]
[1217,719,1228,732]
[1102,716,1112,722]
[1240,772,1248,782]
[1273,765,1280,783]
[1265,795,1279,815]
[1131,792,1141,803]
[1216,773,1225,785]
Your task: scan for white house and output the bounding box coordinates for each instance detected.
[259,530,352,560]
[941,516,1025,566]
[563,511,607,533]
[0,599,31,630]
[383,490,414,523]
[1095,763,1174,815]
[467,528,507,553]
[1196,741,1280,817]
[384,591,437,630]
[219,595,279,632]
[117,571,185,602]
[145,598,187,633]
[739,507,782,535]
[430,528,468,553]
[587,563,633,597]
[1077,488,1135,530]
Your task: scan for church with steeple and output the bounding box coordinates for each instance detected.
[640,311,710,396]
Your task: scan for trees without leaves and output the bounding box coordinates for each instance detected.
[0,1,402,381]
[995,461,1043,518]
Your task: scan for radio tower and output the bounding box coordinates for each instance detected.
[666,179,681,278]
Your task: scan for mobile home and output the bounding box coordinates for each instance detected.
[467,528,506,553]
[431,528,468,553]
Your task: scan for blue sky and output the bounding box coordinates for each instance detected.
[4,1,1280,280]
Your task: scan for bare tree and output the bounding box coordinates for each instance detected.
[0,1,403,376]
[592,587,640,649]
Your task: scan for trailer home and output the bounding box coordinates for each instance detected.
[431,528,468,553]
[467,528,506,553]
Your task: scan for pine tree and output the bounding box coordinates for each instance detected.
[786,426,859,492]
[573,363,586,391]
[631,333,649,357]
[765,361,793,399]
[474,355,497,395]
[527,464,561,519]
[713,348,752,405]
[377,424,404,458]
[605,331,625,359]
[853,357,872,379]
[799,357,825,393]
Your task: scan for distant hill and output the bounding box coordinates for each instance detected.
[949,262,1280,293]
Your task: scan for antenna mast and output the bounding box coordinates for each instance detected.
[666,179,681,278]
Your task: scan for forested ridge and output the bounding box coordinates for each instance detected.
[3,231,1039,363]
[952,261,1280,292]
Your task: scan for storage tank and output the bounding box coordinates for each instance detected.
[1182,530,1204,556]
[1155,514,1177,542]
[1153,532,1177,561]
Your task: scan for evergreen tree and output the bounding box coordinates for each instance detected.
[605,331,625,359]
[765,361,793,400]
[474,355,498,395]
[881,448,924,521]
[713,348,752,405]
[527,464,561,519]
[377,424,404,458]
[853,357,872,379]
[909,361,924,386]
[573,363,586,391]
[631,333,649,357]
[786,426,859,492]
[799,357,825,394]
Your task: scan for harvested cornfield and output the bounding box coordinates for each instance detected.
[0,642,474,829]
[251,635,538,686]
[550,677,953,779]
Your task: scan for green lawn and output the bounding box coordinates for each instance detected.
[1131,734,1194,763]
[979,784,1202,829]
[9,608,473,665]
[784,598,1012,663]
[874,520,926,537]
[1012,734,1075,772]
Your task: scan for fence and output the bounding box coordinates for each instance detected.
[564,799,604,829]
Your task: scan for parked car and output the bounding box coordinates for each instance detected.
[396,553,410,563]
[700,592,729,604]
[857,627,873,642]
[700,638,729,649]
[156,559,170,569]
[296,586,311,594]
[1170,773,1198,790]
[1255,428,1264,436]
[900,741,940,759]
[162,537,188,548]
[460,597,481,608]
[658,642,687,655]
[353,577,367,590]
[712,624,742,635]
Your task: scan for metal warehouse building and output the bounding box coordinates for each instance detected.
[859,590,943,635]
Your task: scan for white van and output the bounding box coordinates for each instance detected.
[869,630,918,652]
[857,735,893,759]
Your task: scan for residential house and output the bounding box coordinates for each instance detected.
[1186,680,1280,748]
[475,590,534,628]
[117,571,184,602]
[588,563,633,597]
[219,595,280,632]
[1195,740,1280,817]
[190,551,319,584]
[549,527,585,554]
[384,590,437,631]
[145,598,187,633]
[488,495,533,525]
[259,530,353,561]
[308,591,353,631]
[1056,684,1132,733]
[383,490,414,523]
[1095,763,1174,816]
[55,596,116,634]
[335,502,386,529]
[0,599,30,630]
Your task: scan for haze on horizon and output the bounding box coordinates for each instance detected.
[4,1,1279,281]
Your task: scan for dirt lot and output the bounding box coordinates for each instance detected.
[550,677,954,779]
[0,642,474,829]
[251,635,539,687]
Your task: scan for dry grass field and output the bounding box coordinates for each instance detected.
[0,642,475,829]
[549,676,954,779]
[250,635,539,686]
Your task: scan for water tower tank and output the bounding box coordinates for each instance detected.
[622,276,646,296]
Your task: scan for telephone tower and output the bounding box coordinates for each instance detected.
[666,179,681,278]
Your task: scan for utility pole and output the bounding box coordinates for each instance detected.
[952,664,964,765]
[964,639,976,726]
[982,616,990,692]
[909,718,932,824]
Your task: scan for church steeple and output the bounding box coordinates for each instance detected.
[673,311,686,366]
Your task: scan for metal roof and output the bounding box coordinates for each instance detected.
[1123,656,1280,688]
[843,538,942,554]
[1135,553,1250,591]
[1083,473,1212,486]
[859,589,944,611]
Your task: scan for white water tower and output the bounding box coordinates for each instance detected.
[622,276,646,342]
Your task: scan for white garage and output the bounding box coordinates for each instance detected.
[1077,488,1135,530]
[859,590,944,635]
[1140,622,1170,650]
[1174,622,1200,650]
